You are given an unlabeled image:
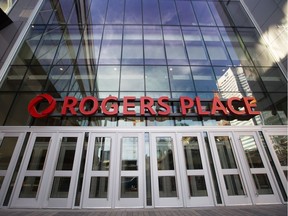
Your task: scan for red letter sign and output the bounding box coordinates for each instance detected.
[28,94,56,118]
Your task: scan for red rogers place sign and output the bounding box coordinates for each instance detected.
[28,94,260,119]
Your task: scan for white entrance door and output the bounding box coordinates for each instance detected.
[263,131,287,200]
[115,133,144,208]
[0,132,25,206]
[176,133,214,207]
[11,132,84,208]
[234,132,281,204]
[150,133,183,207]
[82,133,116,208]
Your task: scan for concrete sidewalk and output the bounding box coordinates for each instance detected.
[0,204,286,216]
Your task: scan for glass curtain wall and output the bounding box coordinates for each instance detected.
[0,0,286,127]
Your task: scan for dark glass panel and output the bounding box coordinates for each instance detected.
[0,66,27,91]
[27,137,50,170]
[105,0,124,24]
[56,137,77,170]
[20,66,50,91]
[89,177,108,198]
[121,177,138,198]
[125,0,142,24]
[159,0,179,25]
[252,174,273,194]
[49,0,75,24]
[87,0,108,24]
[143,26,166,65]
[45,65,73,92]
[0,137,18,170]
[224,175,245,196]
[163,26,188,65]
[188,176,208,197]
[158,176,177,197]
[19,177,40,198]
[269,93,287,125]
[192,1,215,26]
[182,136,203,169]
[182,27,210,65]
[143,0,161,24]
[175,1,197,25]
[191,67,217,92]
[215,136,237,169]
[145,66,169,91]
[120,66,144,91]
[50,177,71,198]
[33,1,57,24]
[169,66,194,91]
[69,65,96,92]
[208,2,231,27]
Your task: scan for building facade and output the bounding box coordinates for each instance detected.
[0,0,287,209]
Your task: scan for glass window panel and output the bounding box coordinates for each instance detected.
[191,67,217,92]
[158,176,177,197]
[157,137,174,170]
[20,66,49,91]
[88,0,108,24]
[240,136,264,168]
[201,27,232,66]
[182,136,203,170]
[99,25,123,64]
[50,177,71,198]
[175,117,202,126]
[27,137,50,170]
[31,25,64,65]
[144,26,166,65]
[224,175,245,196]
[69,66,96,92]
[19,177,40,198]
[147,117,174,126]
[45,65,73,92]
[0,66,27,91]
[33,0,56,24]
[77,25,103,65]
[253,174,273,194]
[124,0,142,24]
[176,1,197,25]
[192,1,215,26]
[270,135,287,167]
[49,0,74,24]
[96,66,120,91]
[89,117,117,127]
[120,66,144,91]
[12,26,46,65]
[121,177,138,198]
[121,137,138,171]
[188,176,208,197]
[238,28,275,67]
[182,27,210,65]
[215,136,237,169]
[105,0,124,24]
[143,0,161,24]
[122,26,143,64]
[219,28,253,66]
[118,117,146,127]
[0,176,4,190]
[208,2,231,27]
[169,66,194,91]
[0,93,16,125]
[0,137,18,170]
[159,0,179,25]
[224,2,254,27]
[89,177,108,198]
[92,137,111,171]
[56,137,77,170]
[53,26,83,65]
[145,66,169,91]
[163,26,188,65]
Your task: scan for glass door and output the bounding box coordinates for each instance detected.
[150,133,183,207]
[209,132,251,205]
[115,133,144,208]
[82,133,116,208]
[11,133,56,208]
[0,132,25,206]
[234,132,281,204]
[45,133,84,208]
[176,133,214,207]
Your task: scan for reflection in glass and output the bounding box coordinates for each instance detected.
[50,177,71,198]
[157,137,174,170]
[46,66,73,92]
[182,137,203,170]
[169,66,194,91]
[224,175,244,196]
[253,174,273,195]
[143,0,161,24]
[120,66,144,91]
[158,176,177,197]
[159,0,179,25]
[121,137,138,170]
[56,137,77,170]
[192,67,217,92]
[96,66,120,91]
[19,177,40,198]
[0,176,4,190]
[121,177,138,198]
[176,1,197,25]
[270,135,287,167]
[106,0,124,24]
[92,137,111,171]
[125,0,142,24]
[0,137,18,170]
[215,136,237,169]
[188,176,208,197]
[192,1,215,26]
[240,136,264,168]
[89,177,108,198]
[145,66,169,91]
[88,0,108,24]
[28,137,50,170]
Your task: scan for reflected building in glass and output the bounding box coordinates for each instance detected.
[0,0,286,210]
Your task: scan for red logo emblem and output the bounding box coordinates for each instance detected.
[28,94,56,118]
